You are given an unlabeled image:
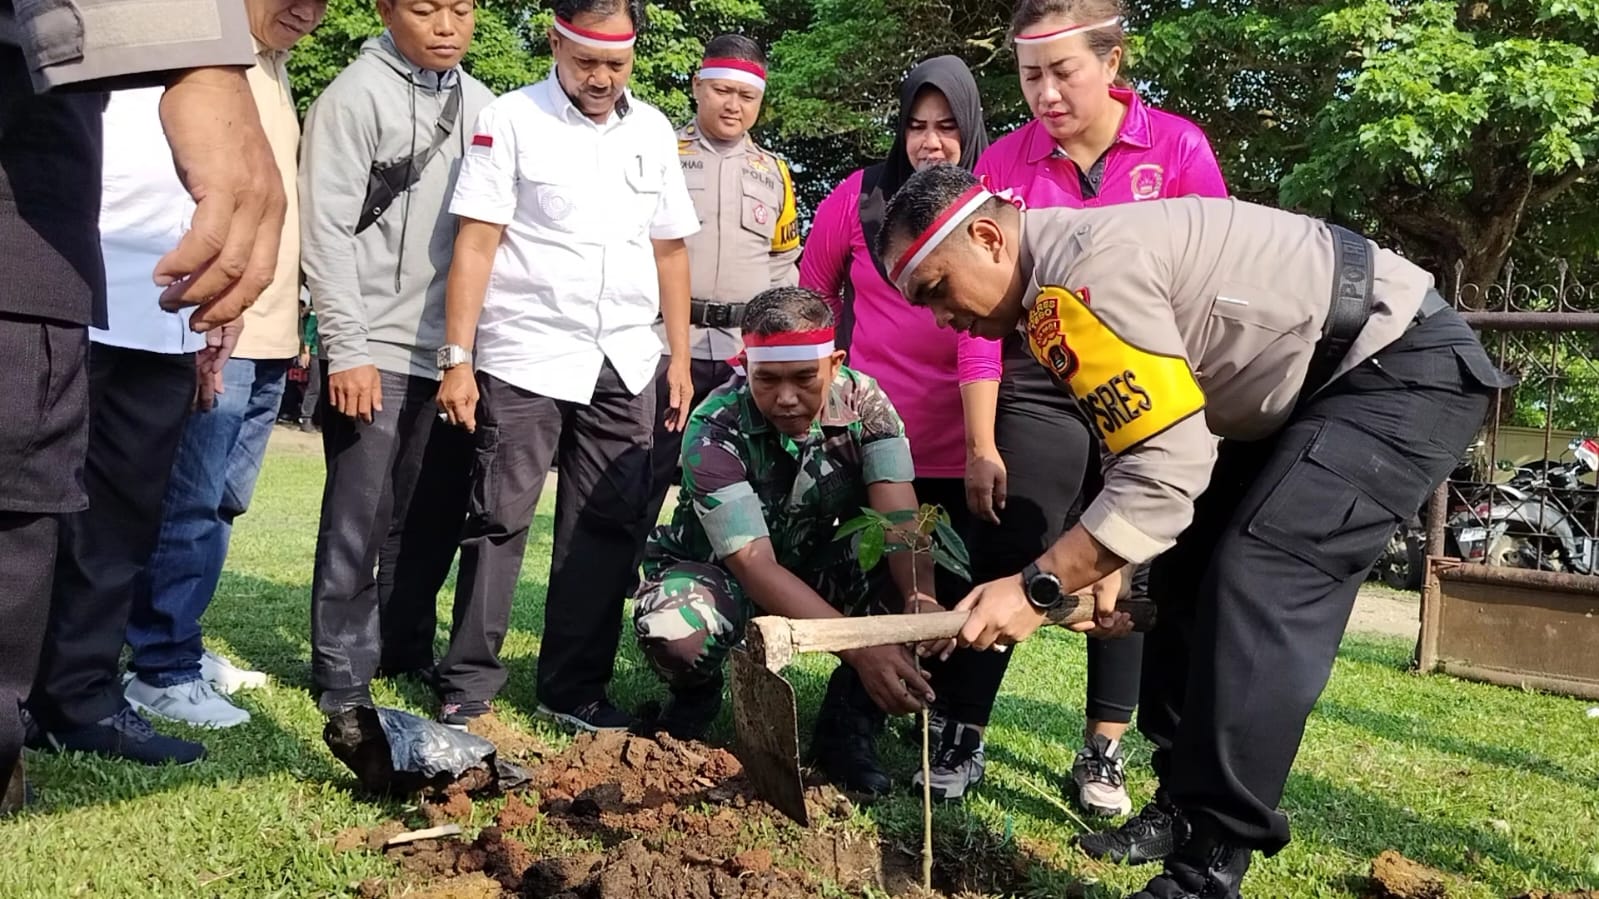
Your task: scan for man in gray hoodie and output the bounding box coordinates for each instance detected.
[299,0,494,715]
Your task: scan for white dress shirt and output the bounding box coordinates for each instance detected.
[94,86,205,355]
[449,72,699,404]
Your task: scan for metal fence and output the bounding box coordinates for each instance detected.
[1423,260,1599,575]
[1418,259,1599,700]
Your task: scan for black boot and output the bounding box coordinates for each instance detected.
[808,663,891,796]
[1130,819,1252,899]
[654,675,723,741]
[1077,787,1189,864]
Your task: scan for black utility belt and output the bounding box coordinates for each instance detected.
[689,299,746,329]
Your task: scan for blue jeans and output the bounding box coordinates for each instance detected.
[127,357,289,687]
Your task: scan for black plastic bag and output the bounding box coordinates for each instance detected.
[323,706,531,796]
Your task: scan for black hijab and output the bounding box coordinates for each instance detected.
[858,55,991,281]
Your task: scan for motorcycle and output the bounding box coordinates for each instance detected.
[1449,436,1599,573]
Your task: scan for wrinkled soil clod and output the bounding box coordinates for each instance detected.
[1368,850,1451,899]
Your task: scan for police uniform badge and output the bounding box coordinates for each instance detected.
[1026,285,1205,454]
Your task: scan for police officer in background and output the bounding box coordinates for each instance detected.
[640,34,801,533]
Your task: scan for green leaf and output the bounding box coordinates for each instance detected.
[856,528,886,572]
[884,509,920,525]
[928,544,970,581]
[932,519,970,566]
[835,515,879,541]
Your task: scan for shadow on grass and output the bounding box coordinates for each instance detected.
[1283,766,1588,891]
[1313,699,1592,788]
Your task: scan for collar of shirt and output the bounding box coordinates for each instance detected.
[545,69,634,127]
[1028,86,1154,165]
[252,37,288,70]
[681,121,751,157]
[733,373,861,445]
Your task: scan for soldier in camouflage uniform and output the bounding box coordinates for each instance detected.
[635,286,946,796]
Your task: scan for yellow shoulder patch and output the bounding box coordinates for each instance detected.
[678,139,697,156]
[1024,285,1204,454]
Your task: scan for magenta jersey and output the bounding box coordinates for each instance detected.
[957,87,1229,383]
[801,169,967,477]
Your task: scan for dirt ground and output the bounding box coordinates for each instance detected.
[335,730,1032,898]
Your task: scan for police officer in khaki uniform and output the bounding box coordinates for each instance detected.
[875,163,1512,899]
[642,34,801,532]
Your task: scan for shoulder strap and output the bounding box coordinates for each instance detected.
[356,82,464,235]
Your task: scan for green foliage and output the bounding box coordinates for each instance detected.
[835,503,971,581]
[1131,0,1599,284]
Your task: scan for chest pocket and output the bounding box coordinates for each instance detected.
[739,168,781,239]
[518,158,583,235]
[624,159,663,235]
[1200,283,1318,378]
[681,160,708,191]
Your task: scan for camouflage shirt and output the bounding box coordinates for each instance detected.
[645,365,916,575]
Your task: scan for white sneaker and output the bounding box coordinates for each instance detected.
[200,650,267,695]
[125,678,251,729]
[1071,733,1133,817]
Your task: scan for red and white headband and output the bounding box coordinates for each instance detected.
[888,184,997,290]
[1013,15,1123,46]
[554,16,636,49]
[728,328,837,374]
[698,57,766,92]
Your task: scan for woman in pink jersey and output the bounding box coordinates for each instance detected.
[949,0,1230,834]
[801,55,996,798]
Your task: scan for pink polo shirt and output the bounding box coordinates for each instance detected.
[957,87,1229,383]
[801,169,966,477]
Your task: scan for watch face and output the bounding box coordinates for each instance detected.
[1028,573,1061,607]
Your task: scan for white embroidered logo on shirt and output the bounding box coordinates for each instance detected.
[1130,163,1164,200]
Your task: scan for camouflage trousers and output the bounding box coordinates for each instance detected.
[633,557,892,689]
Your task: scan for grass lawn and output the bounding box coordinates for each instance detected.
[3,431,1597,898]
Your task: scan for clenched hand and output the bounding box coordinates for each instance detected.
[157,66,286,332]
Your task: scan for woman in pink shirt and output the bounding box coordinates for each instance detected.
[801,55,997,797]
[945,0,1230,827]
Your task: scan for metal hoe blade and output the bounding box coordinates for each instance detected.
[730,647,809,826]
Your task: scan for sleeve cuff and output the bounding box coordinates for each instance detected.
[957,333,1004,384]
[862,437,915,484]
[1080,499,1172,565]
[651,220,700,241]
[698,483,771,558]
[449,197,515,227]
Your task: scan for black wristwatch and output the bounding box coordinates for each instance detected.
[1020,561,1063,611]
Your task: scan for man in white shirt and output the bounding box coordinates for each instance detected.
[436,0,696,732]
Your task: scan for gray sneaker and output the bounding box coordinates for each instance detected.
[912,720,986,801]
[1071,733,1132,817]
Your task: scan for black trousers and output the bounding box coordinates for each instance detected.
[310,369,472,695]
[1140,308,1498,853]
[299,356,322,423]
[640,357,734,541]
[956,339,1147,726]
[0,318,86,774]
[29,344,196,730]
[440,362,654,710]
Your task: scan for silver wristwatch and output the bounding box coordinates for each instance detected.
[436,344,472,371]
